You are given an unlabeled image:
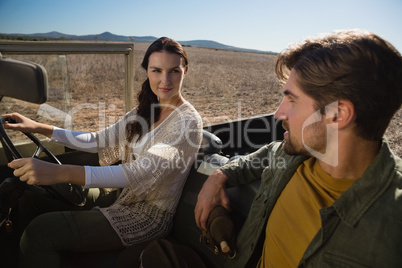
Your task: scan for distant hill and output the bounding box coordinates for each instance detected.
[0,31,276,54]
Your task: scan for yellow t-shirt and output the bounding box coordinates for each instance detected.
[257,158,357,268]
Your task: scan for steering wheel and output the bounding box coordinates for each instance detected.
[0,117,86,207]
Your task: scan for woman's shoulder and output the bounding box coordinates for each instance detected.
[177,101,201,120]
[163,102,202,131]
[115,107,138,124]
[126,107,138,116]
[178,101,196,111]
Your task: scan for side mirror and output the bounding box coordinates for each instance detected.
[0,54,48,104]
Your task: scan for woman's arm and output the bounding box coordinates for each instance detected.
[8,158,130,188]
[52,127,97,153]
[8,158,85,186]
[2,113,98,153]
[84,165,129,188]
[2,112,53,138]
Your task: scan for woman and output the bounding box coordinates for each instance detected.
[4,37,202,266]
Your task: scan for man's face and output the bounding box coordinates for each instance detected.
[274,69,327,156]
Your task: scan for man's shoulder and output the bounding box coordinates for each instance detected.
[372,156,402,218]
[394,152,402,173]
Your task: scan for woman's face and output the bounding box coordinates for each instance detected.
[147,50,187,106]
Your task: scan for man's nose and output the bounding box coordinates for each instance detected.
[274,101,286,120]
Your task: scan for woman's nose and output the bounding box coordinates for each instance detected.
[162,73,171,84]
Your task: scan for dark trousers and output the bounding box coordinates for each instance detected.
[17,188,124,268]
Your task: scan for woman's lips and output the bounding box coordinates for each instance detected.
[160,87,171,92]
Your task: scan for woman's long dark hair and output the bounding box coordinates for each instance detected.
[126,37,188,142]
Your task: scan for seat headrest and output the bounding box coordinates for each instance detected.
[199,130,223,155]
[0,56,48,104]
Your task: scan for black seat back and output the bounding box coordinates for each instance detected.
[0,55,48,104]
[171,130,261,267]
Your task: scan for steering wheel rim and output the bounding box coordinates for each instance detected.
[0,117,86,207]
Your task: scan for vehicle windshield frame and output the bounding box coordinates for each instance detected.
[0,40,135,112]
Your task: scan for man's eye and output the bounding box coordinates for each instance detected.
[285,96,294,103]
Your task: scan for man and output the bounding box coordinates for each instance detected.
[194,29,402,267]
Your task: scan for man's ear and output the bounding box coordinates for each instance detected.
[336,99,356,129]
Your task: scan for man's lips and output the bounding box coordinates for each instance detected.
[282,122,289,132]
[282,122,289,138]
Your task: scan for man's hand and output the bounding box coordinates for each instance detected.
[194,169,230,230]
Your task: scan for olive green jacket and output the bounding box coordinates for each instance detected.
[221,139,402,268]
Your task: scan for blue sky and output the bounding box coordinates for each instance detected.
[0,0,401,53]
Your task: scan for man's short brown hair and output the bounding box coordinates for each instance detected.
[276,29,402,141]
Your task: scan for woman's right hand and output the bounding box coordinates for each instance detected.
[1,112,53,138]
[8,158,85,186]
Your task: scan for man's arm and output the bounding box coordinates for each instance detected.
[194,169,230,230]
[195,143,275,230]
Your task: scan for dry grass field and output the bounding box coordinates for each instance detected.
[1,42,401,157]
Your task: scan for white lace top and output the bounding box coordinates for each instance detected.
[92,102,202,246]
